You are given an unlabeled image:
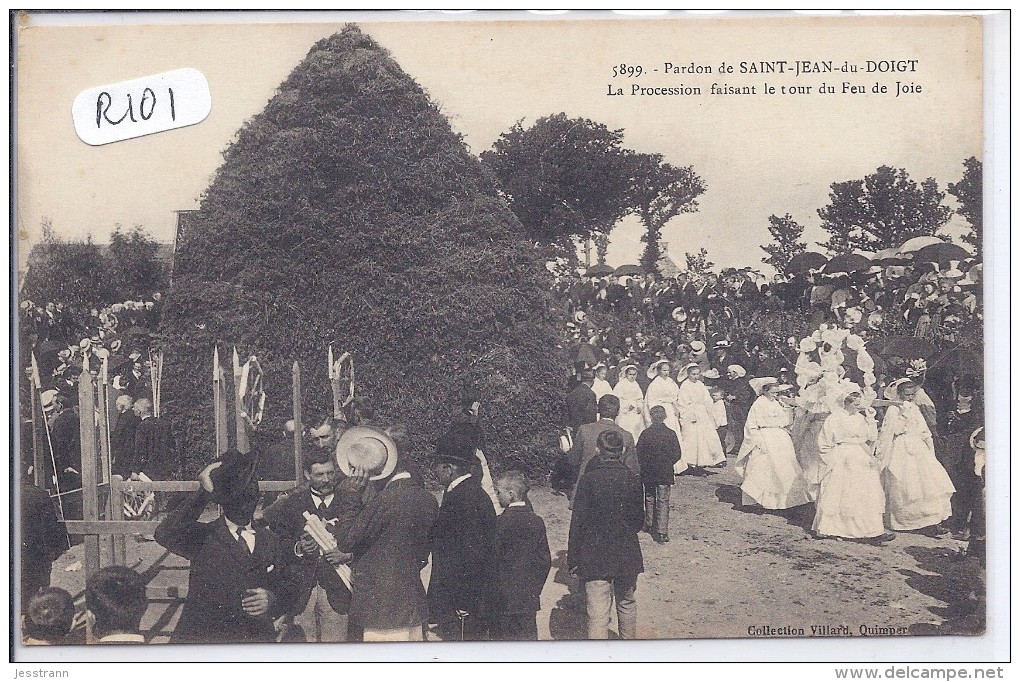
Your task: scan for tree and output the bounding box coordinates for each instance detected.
[948,156,982,251]
[628,152,706,275]
[21,233,115,312]
[760,213,807,276]
[107,225,167,300]
[481,113,634,263]
[817,165,951,253]
[684,248,714,277]
[162,25,566,478]
[594,231,610,265]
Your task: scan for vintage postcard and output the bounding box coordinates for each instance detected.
[11,10,1007,665]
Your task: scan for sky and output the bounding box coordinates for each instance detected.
[15,12,984,275]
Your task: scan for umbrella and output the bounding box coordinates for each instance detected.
[787,251,828,275]
[913,242,972,266]
[821,253,871,274]
[613,264,643,277]
[966,263,983,282]
[584,264,614,278]
[877,335,937,359]
[931,347,983,377]
[899,235,944,253]
[871,247,910,266]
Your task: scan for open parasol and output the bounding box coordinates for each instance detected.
[584,264,615,278]
[821,253,871,275]
[787,251,828,275]
[613,264,644,277]
[913,242,972,266]
[898,235,944,253]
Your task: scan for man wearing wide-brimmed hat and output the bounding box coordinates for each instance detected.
[427,435,498,641]
[155,450,299,643]
[332,426,439,642]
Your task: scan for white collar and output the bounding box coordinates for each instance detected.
[507,501,527,508]
[447,473,472,493]
[98,633,145,643]
[224,516,253,536]
[388,471,411,484]
[310,490,334,507]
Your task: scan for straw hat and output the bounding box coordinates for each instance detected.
[335,427,398,481]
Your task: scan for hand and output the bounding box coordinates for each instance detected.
[322,547,352,566]
[198,461,223,493]
[296,534,319,557]
[340,465,370,492]
[242,588,272,617]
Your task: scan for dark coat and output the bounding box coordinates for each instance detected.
[568,457,644,580]
[724,377,755,424]
[569,420,638,501]
[428,476,498,623]
[155,490,298,644]
[564,384,598,431]
[258,437,297,483]
[335,475,439,630]
[49,409,81,474]
[262,489,353,616]
[494,505,551,615]
[110,410,140,477]
[636,422,682,486]
[134,416,175,479]
[20,483,67,608]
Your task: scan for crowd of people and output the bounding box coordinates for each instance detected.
[18,256,986,645]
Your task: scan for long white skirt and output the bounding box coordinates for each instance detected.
[812,443,886,538]
[882,434,955,531]
[738,427,811,509]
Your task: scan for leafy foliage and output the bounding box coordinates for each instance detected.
[760,213,807,275]
[684,247,714,276]
[107,225,166,300]
[948,157,982,251]
[481,113,634,260]
[162,25,566,478]
[817,165,951,253]
[21,235,116,312]
[629,152,706,275]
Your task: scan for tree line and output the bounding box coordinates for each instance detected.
[480,112,982,277]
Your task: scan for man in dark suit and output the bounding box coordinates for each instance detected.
[20,479,68,611]
[569,394,637,504]
[492,471,551,641]
[132,398,175,480]
[110,394,140,477]
[565,369,598,433]
[154,450,298,644]
[262,449,352,642]
[636,406,682,544]
[568,430,645,640]
[46,394,82,520]
[334,426,439,641]
[428,436,498,641]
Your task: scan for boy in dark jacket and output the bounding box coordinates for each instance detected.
[492,471,552,640]
[636,406,682,544]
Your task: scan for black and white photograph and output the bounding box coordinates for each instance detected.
[11,10,1008,667]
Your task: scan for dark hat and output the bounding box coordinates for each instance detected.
[596,430,625,457]
[435,433,476,467]
[209,448,260,504]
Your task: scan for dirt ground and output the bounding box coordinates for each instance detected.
[44,455,984,644]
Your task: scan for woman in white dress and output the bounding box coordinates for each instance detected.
[613,363,646,443]
[592,363,614,407]
[811,387,892,543]
[877,379,955,536]
[735,379,811,509]
[644,359,685,474]
[675,363,725,469]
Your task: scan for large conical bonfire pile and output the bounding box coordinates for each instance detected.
[161,24,565,478]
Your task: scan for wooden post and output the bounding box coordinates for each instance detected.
[110,475,127,566]
[96,362,114,566]
[78,368,99,643]
[292,361,302,483]
[213,347,228,456]
[233,347,250,454]
[30,353,45,488]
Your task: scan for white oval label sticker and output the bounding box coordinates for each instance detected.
[71,68,211,146]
